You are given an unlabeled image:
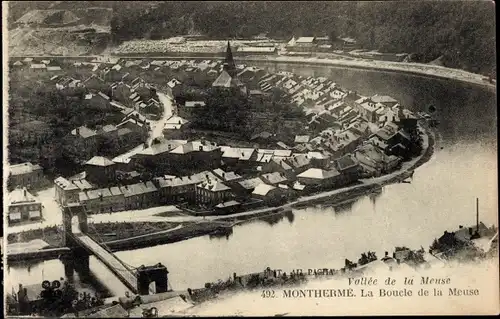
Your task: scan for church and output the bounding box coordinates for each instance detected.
[212,42,247,96]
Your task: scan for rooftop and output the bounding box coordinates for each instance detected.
[252,183,277,196]
[85,156,115,167]
[197,180,231,192]
[261,172,288,185]
[238,177,263,190]
[371,94,398,104]
[336,154,359,171]
[54,176,79,191]
[71,126,97,139]
[298,168,340,179]
[120,182,158,197]
[9,188,39,205]
[10,162,42,176]
[213,168,242,181]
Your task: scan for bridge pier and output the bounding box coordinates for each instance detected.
[72,250,90,282]
[63,257,75,281]
[137,263,170,295]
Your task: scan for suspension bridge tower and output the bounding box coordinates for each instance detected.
[61,203,91,279]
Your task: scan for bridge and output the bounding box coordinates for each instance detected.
[62,204,168,295]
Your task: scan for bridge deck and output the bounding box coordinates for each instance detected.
[74,234,138,294]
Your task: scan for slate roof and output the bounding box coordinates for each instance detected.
[10,162,43,176]
[197,180,231,192]
[71,126,97,139]
[252,183,277,196]
[85,156,115,167]
[336,154,359,171]
[212,70,244,88]
[298,168,340,179]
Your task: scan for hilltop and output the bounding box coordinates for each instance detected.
[6,1,496,75]
[8,6,113,56]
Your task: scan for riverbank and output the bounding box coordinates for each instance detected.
[7,127,434,262]
[6,220,233,261]
[240,55,496,92]
[10,53,495,91]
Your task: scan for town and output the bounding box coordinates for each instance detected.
[8,42,424,227]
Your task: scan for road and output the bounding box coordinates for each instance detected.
[6,130,431,237]
[147,91,175,146]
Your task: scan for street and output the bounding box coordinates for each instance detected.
[147,91,175,146]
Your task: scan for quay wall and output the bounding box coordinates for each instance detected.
[7,247,71,262]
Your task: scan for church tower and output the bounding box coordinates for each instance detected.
[212,41,247,95]
[223,41,237,77]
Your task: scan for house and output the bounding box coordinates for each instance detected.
[102,68,125,83]
[306,151,330,169]
[285,154,312,175]
[164,116,189,130]
[355,143,402,176]
[371,95,399,108]
[156,171,221,204]
[236,46,278,55]
[334,154,361,185]
[178,101,206,119]
[360,101,382,123]
[8,188,42,224]
[9,162,44,189]
[215,200,242,215]
[83,74,106,92]
[294,135,310,144]
[297,168,343,189]
[260,172,290,186]
[251,183,285,206]
[293,37,317,49]
[222,147,258,168]
[54,177,81,206]
[110,82,131,104]
[261,157,294,177]
[79,186,125,213]
[369,122,411,156]
[235,177,263,196]
[195,179,233,206]
[29,64,47,72]
[169,140,222,174]
[348,120,371,138]
[212,168,243,183]
[120,181,159,210]
[84,156,116,186]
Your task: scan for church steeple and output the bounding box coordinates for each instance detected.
[223,41,236,76]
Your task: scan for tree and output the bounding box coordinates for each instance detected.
[191,89,251,136]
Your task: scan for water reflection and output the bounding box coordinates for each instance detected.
[8,63,497,294]
[332,200,357,214]
[208,227,234,240]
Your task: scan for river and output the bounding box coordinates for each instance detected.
[6,63,497,298]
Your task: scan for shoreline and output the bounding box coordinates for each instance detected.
[7,127,435,262]
[9,53,495,91]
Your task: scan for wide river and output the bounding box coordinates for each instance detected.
[6,63,497,298]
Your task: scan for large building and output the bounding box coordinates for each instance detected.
[212,42,247,95]
[8,162,44,189]
[8,188,43,224]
